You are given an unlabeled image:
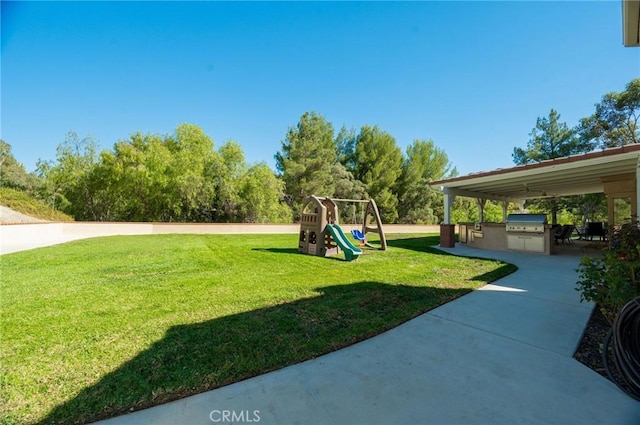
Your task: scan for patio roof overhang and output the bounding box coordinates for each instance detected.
[430,144,640,223]
[622,0,640,47]
[431,144,640,202]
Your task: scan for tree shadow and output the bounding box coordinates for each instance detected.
[385,235,452,254]
[39,282,470,424]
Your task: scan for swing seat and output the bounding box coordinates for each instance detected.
[351,229,366,242]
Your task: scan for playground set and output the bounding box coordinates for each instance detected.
[298,195,386,261]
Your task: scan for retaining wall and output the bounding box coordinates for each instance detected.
[0,222,439,255]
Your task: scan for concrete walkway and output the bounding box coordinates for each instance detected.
[96,244,640,425]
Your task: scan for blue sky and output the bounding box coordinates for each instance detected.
[2,1,639,176]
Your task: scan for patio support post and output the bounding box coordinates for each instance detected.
[501,201,508,223]
[518,200,525,213]
[442,190,455,224]
[636,156,639,222]
[476,198,487,223]
[440,190,456,248]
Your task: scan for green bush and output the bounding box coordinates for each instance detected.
[576,219,640,323]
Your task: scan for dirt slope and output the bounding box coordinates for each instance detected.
[0,206,47,224]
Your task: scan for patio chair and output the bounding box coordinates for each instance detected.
[554,224,574,244]
[586,222,606,241]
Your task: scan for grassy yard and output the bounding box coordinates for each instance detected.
[0,233,516,424]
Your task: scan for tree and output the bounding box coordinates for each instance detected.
[332,162,369,224]
[353,125,403,223]
[275,112,338,218]
[579,78,640,148]
[213,140,246,222]
[238,163,293,223]
[450,198,519,224]
[81,152,128,221]
[169,123,218,221]
[88,124,219,222]
[105,132,174,221]
[565,193,608,226]
[512,109,593,224]
[0,140,40,191]
[512,109,591,165]
[335,125,357,173]
[36,132,101,219]
[396,139,457,224]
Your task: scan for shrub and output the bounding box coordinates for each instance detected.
[576,219,640,323]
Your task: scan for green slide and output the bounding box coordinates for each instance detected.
[326,224,363,261]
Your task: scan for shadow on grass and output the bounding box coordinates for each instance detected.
[387,236,518,275]
[386,235,451,254]
[251,247,354,262]
[251,247,300,255]
[252,236,447,256]
[40,282,470,425]
[253,236,453,259]
[470,264,518,282]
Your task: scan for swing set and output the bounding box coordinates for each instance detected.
[298,195,386,261]
[331,198,387,250]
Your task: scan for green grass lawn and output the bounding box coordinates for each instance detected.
[0,233,516,424]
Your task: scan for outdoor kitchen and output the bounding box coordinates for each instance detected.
[431,145,640,256]
[458,214,555,255]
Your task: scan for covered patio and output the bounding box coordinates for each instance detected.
[430,144,640,254]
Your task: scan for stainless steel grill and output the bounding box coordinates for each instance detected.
[505,213,547,233]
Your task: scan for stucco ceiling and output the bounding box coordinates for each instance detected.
[430,144,640,202]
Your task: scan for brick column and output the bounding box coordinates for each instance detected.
[439,224,456,248]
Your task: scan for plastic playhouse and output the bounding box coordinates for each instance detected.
[298,195,386,261]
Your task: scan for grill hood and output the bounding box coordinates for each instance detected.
[506,214,548,224]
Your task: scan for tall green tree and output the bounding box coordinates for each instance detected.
[333,125,371,223]
[93,124,219,222]
[169,123,218,221]
[0,140,40,191]
[512,109,593,224]
[512,109,590,165]
[332,162,369,224]
[275,112,338,218]
[81,152,128,221]
[579,78,640,148]
[335,125,357,173]
[36,132,101,219]
[396,139,457,224]
[353,125,403,223]
[238,163,293,223]
[108,132,174,221]
[213,140,246,222]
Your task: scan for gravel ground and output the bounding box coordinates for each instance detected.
[573,305,634,396]
[574,307,610,377]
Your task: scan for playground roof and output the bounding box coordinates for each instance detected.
[430,144,640,202]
